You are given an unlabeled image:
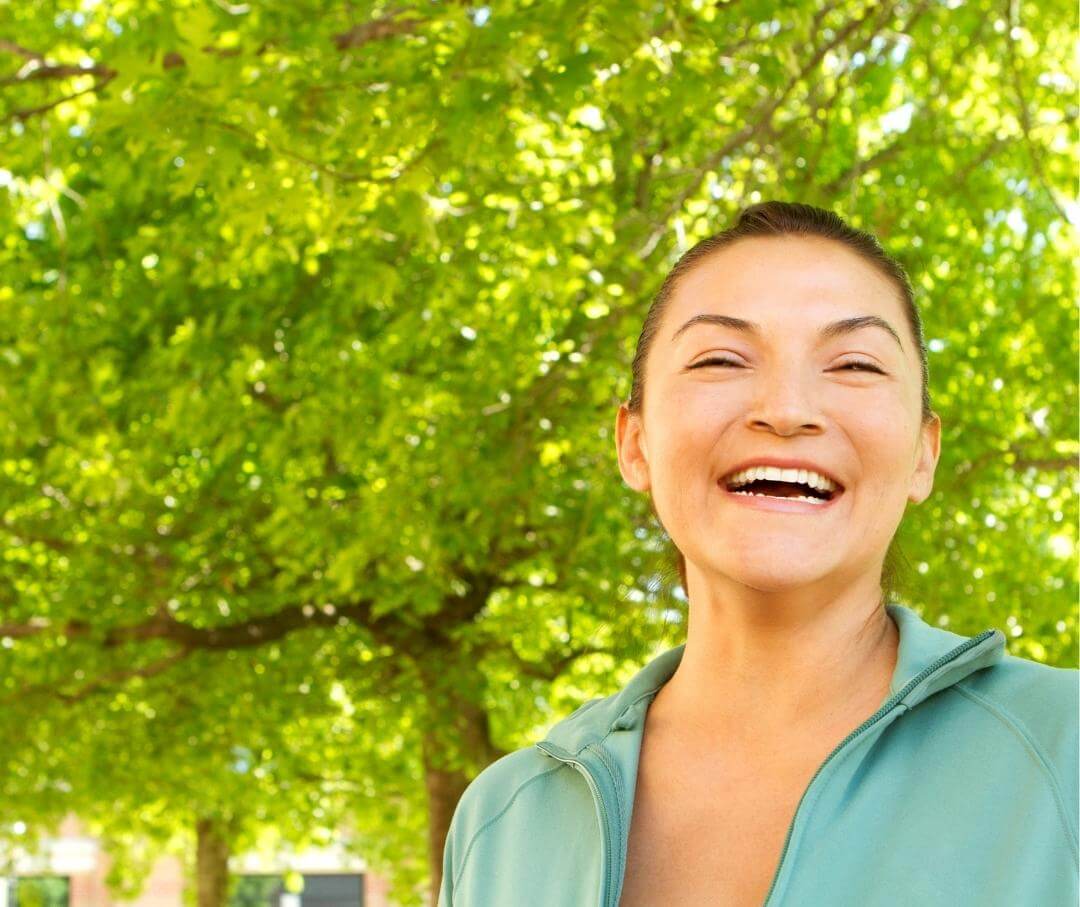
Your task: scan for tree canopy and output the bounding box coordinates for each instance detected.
[0,1,1075,904]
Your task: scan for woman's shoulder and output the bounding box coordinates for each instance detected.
[960,649,1079,718]
[454,746,553,818]
[955,651,1077,791]
[447,692,619,843]
[448,743,568,848]
[443,739,592,902]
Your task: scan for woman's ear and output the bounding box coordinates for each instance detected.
[616,403,651,492]
[908,412,942,504]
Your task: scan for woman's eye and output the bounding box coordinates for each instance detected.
[690,358,884,373]
[690,357,742,369]
[837,361,885,373]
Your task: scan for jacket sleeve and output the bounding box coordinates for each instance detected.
[437,802,460,907]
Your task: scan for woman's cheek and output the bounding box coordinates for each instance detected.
[841,385,910,433]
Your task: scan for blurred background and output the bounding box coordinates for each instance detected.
[0,0,1076,905]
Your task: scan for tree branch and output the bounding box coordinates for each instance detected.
[196,114,442,186]
[632,0,903,257]
[0,39,44,61]
[1002,0,1067,220]
[7,648,193,705]
[0,593,388,651]
[940,440,1078,495]
[0,61,115,87]
[3,74,116,124]
[1012,454,1079,472]
[332,7,429,51]
[508,644,615,682]
[0,5,430,127]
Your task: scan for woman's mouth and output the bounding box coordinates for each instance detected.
[718,477,846,513]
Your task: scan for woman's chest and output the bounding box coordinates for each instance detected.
[617,738,830,907]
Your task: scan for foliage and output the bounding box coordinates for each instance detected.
[0,0,1075,903]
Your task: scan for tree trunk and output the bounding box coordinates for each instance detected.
[195,815,231,907]
[420,661,507,907]
[423,734,472,907]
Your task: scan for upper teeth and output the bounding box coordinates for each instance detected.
[725,466,839,493]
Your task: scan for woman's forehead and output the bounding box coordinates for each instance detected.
[669,235,900,318]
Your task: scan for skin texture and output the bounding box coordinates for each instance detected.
[615,234,940,732]
[613,235,942,906]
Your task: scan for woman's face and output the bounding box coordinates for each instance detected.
[615,235,941,594]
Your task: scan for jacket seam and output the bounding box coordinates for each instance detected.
[586,686,663,751]
[451,763,567,893]
[617,686,665,726]
[951,683,1079,866]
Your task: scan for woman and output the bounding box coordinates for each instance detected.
[438,202,1078,907]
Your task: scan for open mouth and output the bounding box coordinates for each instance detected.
[722,476,844,505]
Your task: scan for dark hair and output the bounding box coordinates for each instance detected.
[626,201,934,603]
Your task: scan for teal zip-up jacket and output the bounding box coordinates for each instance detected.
[438,603,1079,906]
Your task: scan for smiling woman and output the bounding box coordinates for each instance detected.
[438,202,1079,907]
[621,202,935,602]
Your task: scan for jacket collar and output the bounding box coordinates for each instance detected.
[539,603,1005,755]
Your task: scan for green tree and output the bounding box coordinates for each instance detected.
[0,1,1075,905]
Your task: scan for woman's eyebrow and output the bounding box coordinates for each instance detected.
[670,313,904,351]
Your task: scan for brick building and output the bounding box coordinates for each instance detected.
[0,814,395,906]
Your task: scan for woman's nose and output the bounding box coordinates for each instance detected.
[744,371,825,436]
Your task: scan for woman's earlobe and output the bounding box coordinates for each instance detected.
[628,458,651,493]
[615,405,651,492]
[907,413,941,504]
[908,481,930,504]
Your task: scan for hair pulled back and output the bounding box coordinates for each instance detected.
[625,201,934,602]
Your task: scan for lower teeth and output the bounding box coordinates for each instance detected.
[731,490,827,505]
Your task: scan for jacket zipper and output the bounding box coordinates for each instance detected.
[537,628,997,907]
[535,741,615,907]
[760,628,997,906]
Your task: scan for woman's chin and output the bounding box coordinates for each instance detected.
[718,528,836,560]
[733,569,832,593]
[697,549,839,591]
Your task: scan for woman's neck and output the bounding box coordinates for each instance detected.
[652,573,899,742]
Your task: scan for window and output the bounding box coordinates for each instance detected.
[230,873,363,907]
[6,876,70,907]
